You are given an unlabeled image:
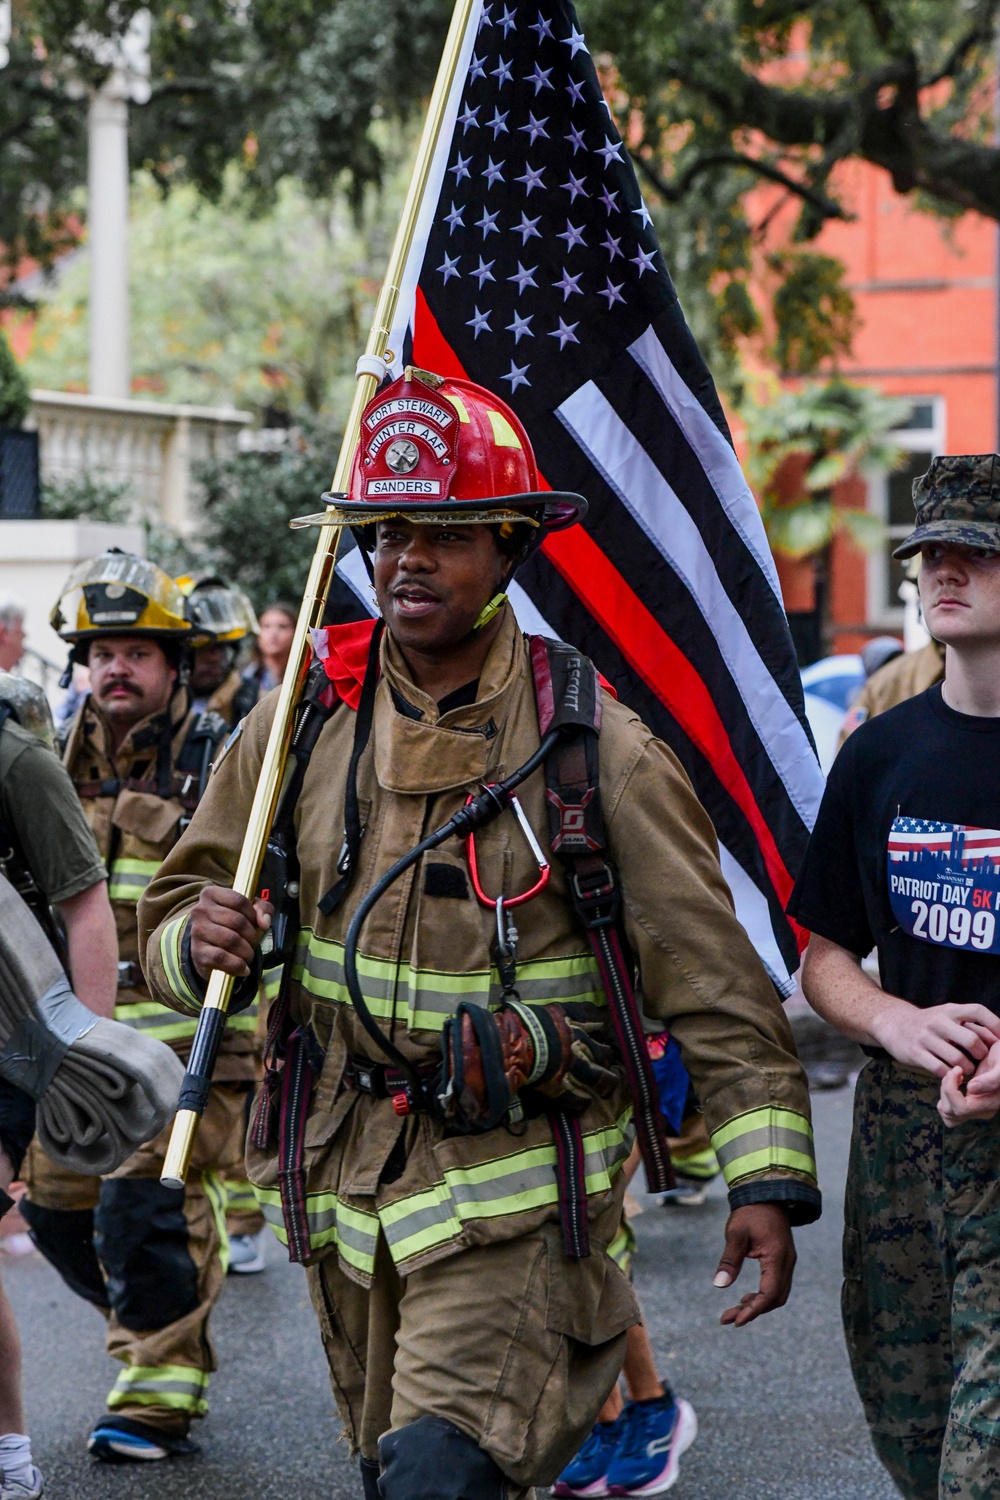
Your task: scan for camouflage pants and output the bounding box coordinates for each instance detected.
[843,1058,1000,1500]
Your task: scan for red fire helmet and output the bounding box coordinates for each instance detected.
[320,367,587,533]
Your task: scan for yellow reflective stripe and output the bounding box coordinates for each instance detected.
[710,1107,817,1187]
[223,1180,258,1215]
[670,1145,720,1181]
[108,857,160,904]
[203,1170,230,1276]
[608,1221,636,1274]
[262,965,283,1002]
[252,1186,379,1275]
[107,1363,209,1416]
[159,914,202,1016]
[294,929,604,1033]
[114,998,198,1041]
[382,1113,633,1269]
[227,994,261,1033]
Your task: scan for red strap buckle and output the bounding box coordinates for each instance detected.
[391,1091,411,1117]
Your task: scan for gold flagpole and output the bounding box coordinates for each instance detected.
[162,0,480,1187]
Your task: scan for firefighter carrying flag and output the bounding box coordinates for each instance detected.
[143,2,823,1496]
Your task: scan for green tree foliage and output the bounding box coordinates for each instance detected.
[0,330,31,427]
[744,379,911,558]
[19,170,400,417]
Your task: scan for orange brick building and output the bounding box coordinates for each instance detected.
[766,159,997,656]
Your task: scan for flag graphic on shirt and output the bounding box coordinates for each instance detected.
[888,817,1000,955]
[333,0,824,993]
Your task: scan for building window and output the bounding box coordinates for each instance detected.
[866,398,945,625]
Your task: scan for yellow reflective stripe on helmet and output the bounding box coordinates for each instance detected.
[252,1186,379,1277]
[293,929,604,1033]
[380,1112,633,1270]
[159,915,203,1016]
[108,857,160,904]
[114,999,198,1042]
[710,1107,817,1188]
[107,1363,209,1416]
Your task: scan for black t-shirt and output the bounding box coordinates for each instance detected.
[788,684,1000,1013]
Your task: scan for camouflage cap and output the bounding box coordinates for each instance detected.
[893,453,1000,558]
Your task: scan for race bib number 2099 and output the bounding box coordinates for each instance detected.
[888,818,1000,955]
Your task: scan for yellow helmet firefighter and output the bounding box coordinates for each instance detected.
[52,550,193,649]
[175,574,259,648]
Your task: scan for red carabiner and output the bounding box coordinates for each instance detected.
[465,793,551,910]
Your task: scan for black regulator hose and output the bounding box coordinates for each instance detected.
[342,727,562,1109]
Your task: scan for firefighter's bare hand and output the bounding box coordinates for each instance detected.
[713,1204,796,1327]
[189,885,273,981]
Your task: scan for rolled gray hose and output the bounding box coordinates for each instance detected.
[0,873,185,1175]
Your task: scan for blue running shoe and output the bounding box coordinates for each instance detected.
[551,1416,624,1498]
[606,1395,697,1496]
[87,1415,199,1463]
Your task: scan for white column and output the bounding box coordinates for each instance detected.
[87,85,131,399]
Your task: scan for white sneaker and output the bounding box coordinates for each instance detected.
[228,1231,266,1274]
[0,1464,43,1499]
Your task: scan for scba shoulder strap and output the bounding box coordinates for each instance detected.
[529,636,675,1199]
[72,708,230,815]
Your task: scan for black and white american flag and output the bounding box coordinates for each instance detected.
[332,0,825,993]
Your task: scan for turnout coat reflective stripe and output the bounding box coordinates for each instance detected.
[140,607,818,1284]
[65,690,258,1079]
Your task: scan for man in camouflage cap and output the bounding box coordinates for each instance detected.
[893,452,1000,558]
[789,453,1000,1499]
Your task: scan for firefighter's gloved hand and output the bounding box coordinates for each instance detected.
[440,1000,616,1132]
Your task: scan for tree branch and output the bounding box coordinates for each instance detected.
[921,2,998,87]
[630,147,852,222]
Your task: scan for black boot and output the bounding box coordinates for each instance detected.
[360,1455,381,1499]
[378,1416,507,1500]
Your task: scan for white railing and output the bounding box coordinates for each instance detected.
[26,389,251,532]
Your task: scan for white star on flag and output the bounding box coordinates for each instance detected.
[508,262,538,293]
[450,153,472,183]
[598,186,619,212]
[527,63,554,94]
[521,112,550,143]
[561,171,588,201]
[466,306,492,338]
[513,212,541,243]
[457,104,479,133]
[469,52,486,81]
[477,207,500,237]
[633,201,654,229]
[471,256,496,287]
[566,78,585,104]
[506,311,534,343]
[554,267,583,299]
[503,360,531,391]
[484,158,505,188]
[487,108,509,136]
[549,317,580,348]
[596,136,624,166]
[563,24,588,56]
[528,11,553,41]
[437,252,461,283]
[444,202,464,233]
[516,163,546,194]
[565,124,586,153]
[602,231,622,259]
[597,278,625,307]
[631,247,657,276]
[491,56,513,85]
[557,220,586,250]
[499,4,516,35]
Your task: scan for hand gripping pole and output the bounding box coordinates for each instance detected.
[160,0,480,1188]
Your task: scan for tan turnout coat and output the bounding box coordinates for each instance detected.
[140,608,818,1286]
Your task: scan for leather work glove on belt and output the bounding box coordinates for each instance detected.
[439,999,618,1132]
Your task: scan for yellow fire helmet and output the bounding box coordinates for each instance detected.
[51,550,194,647]
[176,574,259,647]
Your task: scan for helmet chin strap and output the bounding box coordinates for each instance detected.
[472,592,508,632]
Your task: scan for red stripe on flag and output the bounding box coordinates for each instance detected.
[413,289,803,941]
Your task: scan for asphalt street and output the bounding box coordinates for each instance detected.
[6,1082,897,1500]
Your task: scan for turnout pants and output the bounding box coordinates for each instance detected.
[23,1082,245,1432]
[308,1196,638,1496]
[844,1058,1000,1500]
